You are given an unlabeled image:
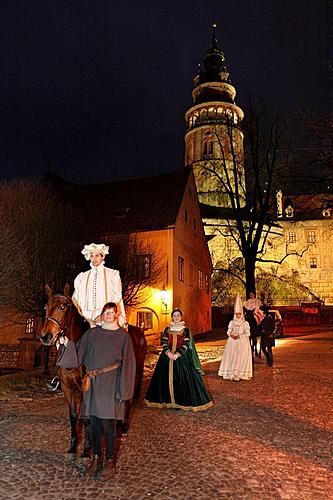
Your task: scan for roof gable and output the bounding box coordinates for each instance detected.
[64,169,191,233]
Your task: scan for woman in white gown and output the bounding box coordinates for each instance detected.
[218,293,252,381]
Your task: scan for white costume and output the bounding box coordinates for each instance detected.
[73,243,126,326]
[218,294,252,381]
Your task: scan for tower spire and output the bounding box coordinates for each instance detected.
[211,22,218,50]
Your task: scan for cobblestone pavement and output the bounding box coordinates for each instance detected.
[0,331,332,499]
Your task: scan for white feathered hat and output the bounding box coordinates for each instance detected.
[81,243,109,260]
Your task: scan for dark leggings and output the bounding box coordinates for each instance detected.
[90,415,116,459]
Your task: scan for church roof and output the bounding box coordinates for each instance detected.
[63,169,191,233]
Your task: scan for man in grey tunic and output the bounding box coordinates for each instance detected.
[57,301,135,482]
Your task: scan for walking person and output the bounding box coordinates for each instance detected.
[218,293,252,381]
[244,291,264,325]
[144,309,213,411]
[260,307,275,367]
[56,302,136,482]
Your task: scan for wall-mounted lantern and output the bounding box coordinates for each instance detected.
[160,287,171,314]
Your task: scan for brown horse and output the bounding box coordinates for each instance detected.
[40,284,147,455]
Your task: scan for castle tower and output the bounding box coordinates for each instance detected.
[184,25,245,208]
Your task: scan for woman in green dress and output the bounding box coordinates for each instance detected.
[144,309,213,412]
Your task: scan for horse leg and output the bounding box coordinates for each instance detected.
[68,407,79,454]
[81,418,91,458]
[121,400,132,437]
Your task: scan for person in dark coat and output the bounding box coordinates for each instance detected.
[57,302,136,482]
[260,307,275,367]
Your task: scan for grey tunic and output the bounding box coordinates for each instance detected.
[57,326,136,420]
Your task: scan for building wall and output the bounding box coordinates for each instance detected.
[126,174,212,338]
[126,228,173,340]
[203,215,333,306]
[173,173,212,333]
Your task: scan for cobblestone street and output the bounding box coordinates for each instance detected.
[0,331,332,499]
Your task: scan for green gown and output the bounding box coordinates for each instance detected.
[144,326,213,412]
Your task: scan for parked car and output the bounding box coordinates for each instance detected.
[269,309,284,337]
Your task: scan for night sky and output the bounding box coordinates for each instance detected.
[0,0,331,184]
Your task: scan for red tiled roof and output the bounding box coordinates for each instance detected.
[63,169,191,233]
[282,193,333,219]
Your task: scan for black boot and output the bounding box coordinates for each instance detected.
[94,457,116,482]
[86,454,102,478]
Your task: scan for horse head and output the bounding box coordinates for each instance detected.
[40,283,74,346]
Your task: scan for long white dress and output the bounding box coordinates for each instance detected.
[218,319,252,380]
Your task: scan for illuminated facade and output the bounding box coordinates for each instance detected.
[185,27,333,305]
[184,25,245,208]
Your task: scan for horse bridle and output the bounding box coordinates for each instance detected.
[45,298,72,341]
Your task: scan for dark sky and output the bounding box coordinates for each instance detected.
[0,0,331,183]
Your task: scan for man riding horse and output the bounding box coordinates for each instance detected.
[47,242,126,390]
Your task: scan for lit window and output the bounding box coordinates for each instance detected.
[198,269,203,289]
[289,231,296,243]
[136,254,152,279]
[25,317,34,334]
[307,231,316,243]
[285,206,294,218]
[310,257,317,268]
[322,208,332,217]
[178,256,184,282]
[203,137,213,159]
[137,311,153,330]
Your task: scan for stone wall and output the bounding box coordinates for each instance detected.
[0,343,20,369]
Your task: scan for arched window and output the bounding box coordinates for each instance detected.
[203,132,213,159]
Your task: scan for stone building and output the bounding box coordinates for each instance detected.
[184,26,333,305]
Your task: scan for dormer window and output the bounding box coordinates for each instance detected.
[322,208,332,217]
[115,207,130,218]
[285,205,294,218]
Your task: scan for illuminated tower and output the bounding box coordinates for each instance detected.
[184,25,245,208]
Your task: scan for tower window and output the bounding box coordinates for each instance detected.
[203,132,213,159]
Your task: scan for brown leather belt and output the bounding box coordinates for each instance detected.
[82,362,120,392]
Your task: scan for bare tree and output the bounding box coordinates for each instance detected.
[103,233,164,310]
[0,179,86,319]
[194,102,311,297]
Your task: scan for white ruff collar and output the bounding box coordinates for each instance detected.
[90,262,105,272]
[170,321,186,331]
[101,322,120,330]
